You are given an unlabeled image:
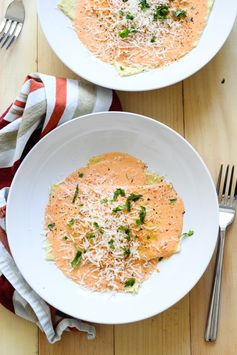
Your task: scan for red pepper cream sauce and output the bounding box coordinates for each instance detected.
[45,153,185,292]
[72,0,212,71]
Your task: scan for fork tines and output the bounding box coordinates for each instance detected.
[0,0,25,49]
[217,165,237,208]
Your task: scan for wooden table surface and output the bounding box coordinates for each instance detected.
[1,1,237,354]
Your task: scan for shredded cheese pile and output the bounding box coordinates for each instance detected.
[80,0,190,67]
[46,183,158,292]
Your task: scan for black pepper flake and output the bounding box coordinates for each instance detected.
[221,78,225,84]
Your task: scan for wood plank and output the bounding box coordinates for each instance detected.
[37,24,114,355]
[0,1,38,355]
[116,86,190,355]
[39,325,113,355]
[184,20,237,355]
[0,305,38,355]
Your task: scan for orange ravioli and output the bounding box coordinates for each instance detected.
[73,0,211,71]
[45,152,185,292]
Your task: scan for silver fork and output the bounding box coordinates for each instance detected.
[0,0,25,49]
[205,165,237,342]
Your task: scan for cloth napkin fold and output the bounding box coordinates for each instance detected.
[0,73,122,343]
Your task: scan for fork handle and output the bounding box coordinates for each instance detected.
[205,228,225,342]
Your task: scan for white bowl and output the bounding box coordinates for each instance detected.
[37,0,237,91]
[7,112,218,324]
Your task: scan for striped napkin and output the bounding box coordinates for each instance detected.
[0,73,121,343]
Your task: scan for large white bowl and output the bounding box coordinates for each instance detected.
[37,0,237,91]
[7,112,218,324]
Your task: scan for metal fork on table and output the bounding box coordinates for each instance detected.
[205,165,237,342]
[0,0,25,49]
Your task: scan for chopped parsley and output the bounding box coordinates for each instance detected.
[147,235,151,240]
[128,193,143,202]
[173,9,187,19]
[93,222,104,234]
[68,218,75,227]
[72,184,79,204]
[100,198,108,204]
[125,193,143,211]
[126,12,134,20]
[125,199,131,212]
[170,198,177,203]
[62,236,68,240]
[71,250,82,268]
[124,277,136,287]
[118,226,131,241]
[123,248,131,258]
[119,10,124,17]
[153,5,169,20]
[136,206,146,225]
[150,36,156,43]
[181,230,194,238]
[112,205,125,214]
[108,239,115,249]
[78,172,84,178]
[113,188,126,201]
[48,223,55,231]
[139,0,150,11]
[119,26,137,39]
[87,233,95,240]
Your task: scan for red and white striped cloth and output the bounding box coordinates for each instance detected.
[0,73,122,343]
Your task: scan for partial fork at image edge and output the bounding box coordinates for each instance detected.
[0,0,25,50]
[205,165,237,342]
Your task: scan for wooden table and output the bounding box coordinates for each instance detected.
[1,1,237,354]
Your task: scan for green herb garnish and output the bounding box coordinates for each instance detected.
[147,235,151,240]
[123,248,131,258]
[173,9,187,19]
[125,199,131,212]
[48,223,55,231]
[136,206,146,225]
[68,219,75,227]
[108,239,115,249]
[124,277,136,287]
[159,257,163,261]
[128,193,142,202]
[113,188,126,201]
[139,0,150,10]
[150,36,156,43]
[93,222,104,234]
[119,10,124,16]
[126,12,134,20]
[119,26,137,39]
[71,250,82,268]
[125,193,142,211]
[112,205,125,214]
[78,172,84,178]
[153,5,169,20]
[100,198,108,204]
[72,184,79,204]
[118,226,131,241]
[170,198,177,203]
[62,236,68,240]
[87,233,95,240]
[181,230,194,238]
[119,27,130,38]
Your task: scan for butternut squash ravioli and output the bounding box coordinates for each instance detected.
[45,152,190,293]
[58,0,214,76]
